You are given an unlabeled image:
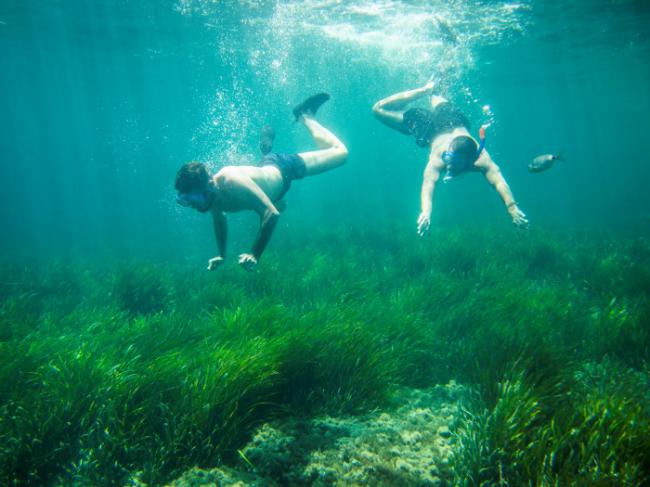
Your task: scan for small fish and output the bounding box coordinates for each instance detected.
[528,154,561,173]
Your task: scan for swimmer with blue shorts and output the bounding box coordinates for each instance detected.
[175,93,347,271]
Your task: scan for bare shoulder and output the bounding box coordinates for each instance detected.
[215,165,242,177]
[213,166,242,189]
[474,149,499,172]
[216,165,258,180]
[429,132,454,157]
[426,148,445,170]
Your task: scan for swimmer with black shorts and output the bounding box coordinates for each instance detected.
[372,81,528,234]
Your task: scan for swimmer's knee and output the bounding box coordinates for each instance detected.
[338,144,349,162]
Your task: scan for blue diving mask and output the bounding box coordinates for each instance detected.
[442,150,467,182]
[441,150,456,166]
[442,126,486,182]
[176,190,213,212]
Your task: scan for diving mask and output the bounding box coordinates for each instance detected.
[176,190,213,212]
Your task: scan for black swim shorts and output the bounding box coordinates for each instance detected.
[403,103,470,148]
[262,152,306,198]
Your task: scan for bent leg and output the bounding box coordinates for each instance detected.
[372,83,435,132]
[297,115,348,176]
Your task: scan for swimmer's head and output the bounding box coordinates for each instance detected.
[442,135,479,177]
[175,162,210,193]
[175,162,214,212]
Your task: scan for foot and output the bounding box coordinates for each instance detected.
[293,92,330,121]
[259,124,275,155]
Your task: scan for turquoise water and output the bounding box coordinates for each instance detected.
[1,1,649,262]
[2,2,650,484]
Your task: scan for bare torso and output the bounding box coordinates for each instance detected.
[210,164,285,213]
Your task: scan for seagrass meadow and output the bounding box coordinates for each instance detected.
[1,226,649,485]
[2,0,650,486]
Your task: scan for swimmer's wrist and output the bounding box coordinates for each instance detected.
[506,201,517,209]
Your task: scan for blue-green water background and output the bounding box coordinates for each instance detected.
[1,0,649,264]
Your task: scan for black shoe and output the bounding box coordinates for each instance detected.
[259,124,275,155]
[292,92,330,121]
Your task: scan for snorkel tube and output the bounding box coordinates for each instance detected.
[476,125,486,158]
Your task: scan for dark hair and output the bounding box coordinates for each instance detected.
[450,135,478,158]
[175,162,210,193]
[449,135,479,166]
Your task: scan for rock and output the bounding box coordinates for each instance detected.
[163,382,468,487]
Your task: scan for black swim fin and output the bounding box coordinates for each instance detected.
[259,124,275,155]
[292,92,330,121]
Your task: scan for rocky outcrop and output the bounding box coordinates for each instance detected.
[161,382,466,487]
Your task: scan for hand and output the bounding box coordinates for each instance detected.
[417,212,431,236]
[423,80,435,94]
[238,253,258,271]
[207,256,225,271]
[509,205,529,229]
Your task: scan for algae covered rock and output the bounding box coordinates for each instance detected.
[164,382,466,486]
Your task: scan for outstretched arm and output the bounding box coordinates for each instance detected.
[418,151,444,236]
[217,170,280,270]
[477,154,528,228]
[372,81,434,132]
[207,211,228,270]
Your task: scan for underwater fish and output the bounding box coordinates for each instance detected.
[528,154,561,173]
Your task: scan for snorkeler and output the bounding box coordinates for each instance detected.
[372,81,528,235]
[175,93,348,271]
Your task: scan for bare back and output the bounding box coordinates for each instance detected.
[211,165,285,213]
